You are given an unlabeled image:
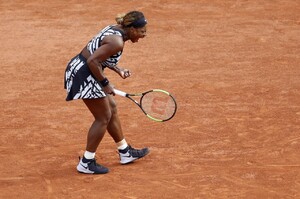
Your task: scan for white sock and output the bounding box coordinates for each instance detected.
[84,151,95,160]
[117,139,128,150]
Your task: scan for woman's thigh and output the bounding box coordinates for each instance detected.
[83,98,111,121]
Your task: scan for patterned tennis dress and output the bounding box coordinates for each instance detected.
[64,25,124,101]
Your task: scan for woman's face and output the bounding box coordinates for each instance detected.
[130,26,147,43]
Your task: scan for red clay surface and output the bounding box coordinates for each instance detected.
[1,0,299,198]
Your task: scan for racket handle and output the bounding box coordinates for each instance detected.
[114,89,127,97]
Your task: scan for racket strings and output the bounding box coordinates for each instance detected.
[140,91,176,121]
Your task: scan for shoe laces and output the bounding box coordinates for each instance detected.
[88,159,96,166]
[128,145,146,156]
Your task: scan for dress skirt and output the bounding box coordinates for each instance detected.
[64,54,106,101]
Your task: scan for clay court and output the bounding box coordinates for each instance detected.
[1,0,299,198]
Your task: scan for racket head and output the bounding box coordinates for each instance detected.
[140,89,177,122]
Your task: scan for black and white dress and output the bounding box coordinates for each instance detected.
[64,25,124,101]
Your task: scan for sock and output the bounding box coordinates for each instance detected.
[117,139,128,151]
[83,151,95,163]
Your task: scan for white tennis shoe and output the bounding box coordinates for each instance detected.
[77,157,109,174]
[118,145,150,164]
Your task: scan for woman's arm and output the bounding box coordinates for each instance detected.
[86,35,123,81]
[111,66,131,79]
[86,35,124,94]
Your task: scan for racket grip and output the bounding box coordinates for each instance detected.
[114,89,127,97]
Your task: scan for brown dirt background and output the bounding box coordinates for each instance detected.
[1,0,299,198]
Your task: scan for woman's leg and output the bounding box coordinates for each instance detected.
[77,98,111,174]
[106,95,124,143]
[83,98,111,152]
[105,95,150,164]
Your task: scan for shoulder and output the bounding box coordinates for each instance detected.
[100,25,123,36]
[102,34,124,51]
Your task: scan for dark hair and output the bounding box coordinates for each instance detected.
[115,11,147,28]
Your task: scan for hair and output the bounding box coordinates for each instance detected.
[115,11,146,27]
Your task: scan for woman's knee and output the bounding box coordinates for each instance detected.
[95,109,112,124]
[108,96,118,115]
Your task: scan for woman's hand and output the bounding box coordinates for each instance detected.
[103,84,115,95]
[113,66,131,79]
[120,68,131,79]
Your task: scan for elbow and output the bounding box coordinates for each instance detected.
[87,58,99,69]
[87,58,93,66]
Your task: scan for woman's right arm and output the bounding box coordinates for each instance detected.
[86,35,124,94]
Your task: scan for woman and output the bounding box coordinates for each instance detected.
[64,11,149,174]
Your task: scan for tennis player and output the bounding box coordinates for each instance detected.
[64,11,149,174]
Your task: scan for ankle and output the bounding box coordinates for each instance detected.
[118,146,129,153]
[117,139,128,150]
[83,151,95,163]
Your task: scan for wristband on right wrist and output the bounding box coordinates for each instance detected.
[98,78,109,87]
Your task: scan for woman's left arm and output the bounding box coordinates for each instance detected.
[111,66,131,79]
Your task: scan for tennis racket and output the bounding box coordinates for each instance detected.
[114,88,177,122]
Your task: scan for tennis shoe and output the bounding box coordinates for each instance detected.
[77,157,109,174]
[119,145,150,164]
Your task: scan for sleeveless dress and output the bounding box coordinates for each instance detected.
[64,25,124,101]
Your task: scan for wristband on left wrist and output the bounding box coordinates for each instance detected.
[98,78,109,87]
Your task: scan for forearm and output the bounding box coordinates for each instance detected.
[111,65,122,75]
[87,59,106,81]
[85,59,111,87]
[111,65,131,79]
